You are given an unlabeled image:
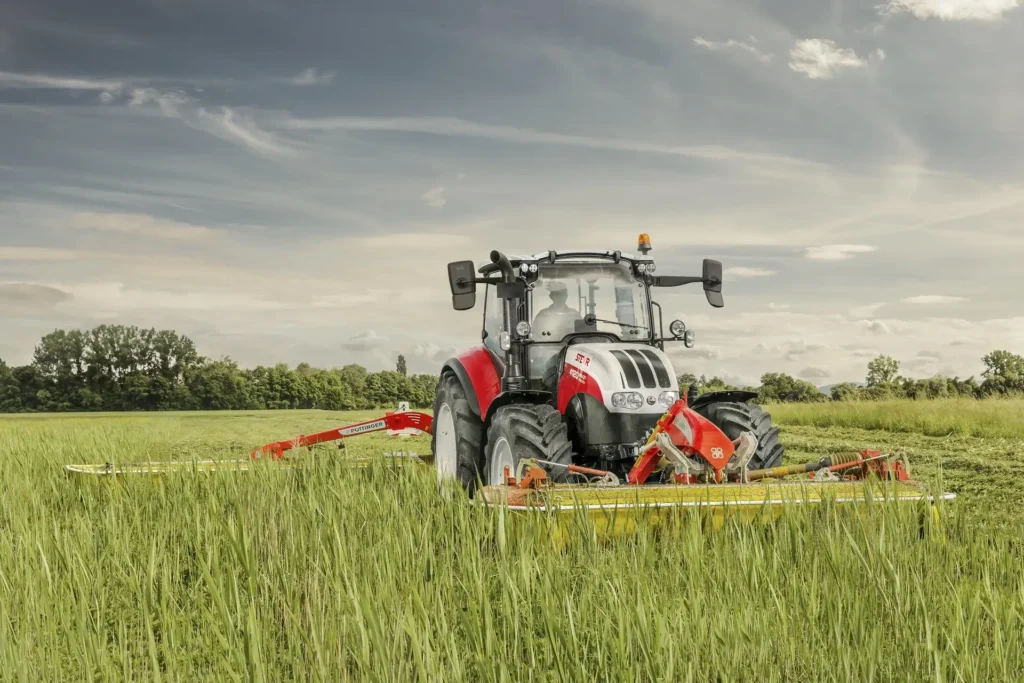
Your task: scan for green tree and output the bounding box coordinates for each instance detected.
[866,355,900,388]
[396,355,408,377]
[981,350,1024,395]
[830,382,861,402]
[759,373,825,403]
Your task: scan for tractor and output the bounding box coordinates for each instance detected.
[66,234,950,536]
[433,234,783,494]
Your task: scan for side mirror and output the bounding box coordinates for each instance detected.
[702,259,723,308]
[448,260,477,311]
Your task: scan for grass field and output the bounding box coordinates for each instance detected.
[1,403,1022,681]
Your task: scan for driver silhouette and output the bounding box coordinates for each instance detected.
[534,281,582,339]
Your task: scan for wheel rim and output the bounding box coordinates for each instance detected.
[434,404,457,484]
[489,437,514,485]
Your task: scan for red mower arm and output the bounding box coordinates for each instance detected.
[250,411,433,459]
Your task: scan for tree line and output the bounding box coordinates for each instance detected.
[0,325,436,412]
[1,325,1022,413]
[680,351,1024,403]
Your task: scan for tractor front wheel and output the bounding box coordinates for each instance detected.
[485,404,574,486]
[432,372,485,495]
[695,401,785,470]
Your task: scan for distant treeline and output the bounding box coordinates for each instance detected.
[1,326,1022,413]
[684,351,1024,403]
[0,326,436,413]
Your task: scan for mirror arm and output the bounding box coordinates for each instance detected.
[650,275,703,287]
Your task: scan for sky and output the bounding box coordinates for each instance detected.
[1,0,1023,386]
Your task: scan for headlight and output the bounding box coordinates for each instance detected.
[658,391,679,408]
[647,262,656,273]
[611,392,644,410]
[684,330,696,348]
[499,331,511,351]
[669,320,686,337]
[520,263,530,275]
[637,263,648,274]
[529,263,538,273]
[515,321,531,337]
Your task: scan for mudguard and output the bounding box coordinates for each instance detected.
[440,346,502,418]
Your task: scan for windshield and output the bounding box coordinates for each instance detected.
[530,262,650,342]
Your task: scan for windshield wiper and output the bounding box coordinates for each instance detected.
[583,314,648,331]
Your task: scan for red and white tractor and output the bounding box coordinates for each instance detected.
[433,235,784,494]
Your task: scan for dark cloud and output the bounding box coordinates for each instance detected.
[0,283,72,311]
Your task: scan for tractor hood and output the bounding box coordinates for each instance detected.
[560,343,679,415]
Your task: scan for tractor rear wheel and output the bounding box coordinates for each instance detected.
[484,404,574,486]
[695,401,785,470]
[432,372,485,495]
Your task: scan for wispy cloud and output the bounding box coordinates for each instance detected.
[850,302,887,317]
[288,67,335,86]
[693,37,772,63]
[879,0,1019,21]
[0,246,88,261]
[194,107,302,158]
[124,87,301,159]
[0,70,122,91]
[279,115,826,169]
[805,244,878,261]
[68,212,218,243]
[789,39,867,80]
[421,186,447,209]
[726,266,777,278]
[901,295,968,304]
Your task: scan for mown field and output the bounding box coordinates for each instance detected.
[1,401,1022,682]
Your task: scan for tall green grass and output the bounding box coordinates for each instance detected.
[770,398,1024,440]
[1,413,1022,681]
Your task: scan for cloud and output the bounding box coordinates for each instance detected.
[68,212,218,243]
[799,366,831,380]
[788,39,868,80]
[875,48,886,61]
[341,331,386,352]
[879,0,1019,21]
[125,88,301,158]
[0,246,87,261]
[693,37,772,63]
[865,320,891,334]
[901,295,968,304]
[805,244,877,261]
[850,302,887,317]
[0,283,72,311]
[279,116,826,170]
[288,68,335,86]
[128,87,190,115]
[193,107,301,158]
[0,70,122,91]
[421,186,447,209]
[725,267,776,278]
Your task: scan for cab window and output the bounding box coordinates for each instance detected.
[483,284,503,356]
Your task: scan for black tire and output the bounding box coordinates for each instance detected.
[431,372,485,495]
[694,401,785,470]
[484,404,574,486]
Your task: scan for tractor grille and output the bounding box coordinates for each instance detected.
[610,350,672,389]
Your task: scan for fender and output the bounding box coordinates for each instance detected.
[690,390,759,412]
[441,346,502,417]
